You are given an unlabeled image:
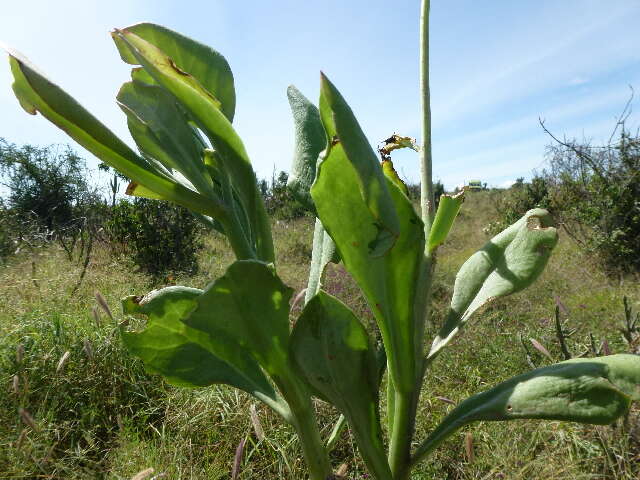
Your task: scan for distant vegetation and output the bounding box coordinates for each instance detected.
[491,126,640,274]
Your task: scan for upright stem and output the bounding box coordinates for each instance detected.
[219,204,256,261]
[420,0,434,233]
[275,374,332,480]
[388,2,436,478]
[388,388,414,479]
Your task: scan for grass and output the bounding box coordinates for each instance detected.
[1,191,639,479]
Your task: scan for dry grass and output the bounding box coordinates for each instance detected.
[1,191,639,479]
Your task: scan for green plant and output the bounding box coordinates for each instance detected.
[261,170,308,220]
[542,124,640,272]
[5,5,640,480]
[0,199,15,262]
[107,198,203,277]
[0,139,98,232]
[487,175,551,235]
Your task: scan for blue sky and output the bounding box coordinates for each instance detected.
[1,0,639,190]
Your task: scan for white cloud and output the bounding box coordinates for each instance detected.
[499,179,516,189]
[567,76,589,86]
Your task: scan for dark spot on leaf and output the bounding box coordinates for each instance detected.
[331,135,340,146]
[168,58,190,76]
[125,182,138,195]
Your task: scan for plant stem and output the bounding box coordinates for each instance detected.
[325,413,347,451]
[420,0,434,233]
[390,3,435,479]
[388,389,414,479]
[219,208,256,260]
[306,218,326,304]
[276,375,332,480]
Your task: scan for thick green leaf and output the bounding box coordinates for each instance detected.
[113,22,235,121]
[428,191,465,253]
[291,291,392,479]
[286,85,339,305]
[5,50,221,218]
[412,354,640,465]
[312,134,424,393]
[286,85,326,213]
[429,209,558,359]
[117,80,214,196]
[318,73,400,256]
[113,29,273,262]
[185,260,293,377]
[121,286,287,416]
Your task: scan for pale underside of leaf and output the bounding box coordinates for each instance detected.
[429,209,558,359]
[412,354,640,466]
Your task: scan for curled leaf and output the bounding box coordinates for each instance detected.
[112,22,236,121]
[113,27,272,261]
[381,158,409,196]
[429,209,558,359]
[412,354,640,466]
[4,48,216,216]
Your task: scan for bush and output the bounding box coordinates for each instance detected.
[544,129,640,272]
[260,170,308,220]
[0,140,98,233]
[491,125,640,273]
[106,198,204,276]
[0,200,14,262]
[487,176,552,234]
[406,180,445,208]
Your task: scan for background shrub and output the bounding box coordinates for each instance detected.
[107,198,204,277]
[0,139,99,233]
[259,170,308,220]
[491,125,640,273]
